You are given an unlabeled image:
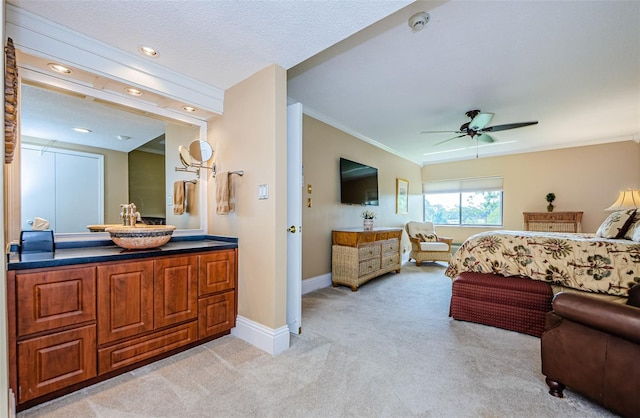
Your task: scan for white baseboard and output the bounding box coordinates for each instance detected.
[231,315,290,355]
[302,273,332,294]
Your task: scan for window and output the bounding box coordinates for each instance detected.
[423,177,503,226]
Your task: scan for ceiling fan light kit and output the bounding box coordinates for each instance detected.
[422,109,538,148]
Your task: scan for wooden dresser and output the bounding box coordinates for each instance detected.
[331,228,402,291]
[523,211,583,233]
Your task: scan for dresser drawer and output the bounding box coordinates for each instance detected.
[358,243,381,260]
[358,258,381,277]
[381,239,399,254]
[381,253,400,269]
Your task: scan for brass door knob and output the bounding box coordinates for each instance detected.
[287,225,297,233]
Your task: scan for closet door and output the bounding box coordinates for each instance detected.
[55,151,103,232]
[21,147,56,231]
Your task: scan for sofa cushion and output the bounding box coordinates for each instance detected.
[595,209,636,239]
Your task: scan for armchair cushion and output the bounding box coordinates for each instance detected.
[419,241,451,252]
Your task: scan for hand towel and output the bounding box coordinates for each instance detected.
[216,171,230,215]
[185,181,196,213]
[173,180,185,215]
[228,174,236,213]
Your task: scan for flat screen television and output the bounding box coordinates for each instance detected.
[339,157,379,206]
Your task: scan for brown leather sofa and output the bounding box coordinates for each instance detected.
[541,290,640,418]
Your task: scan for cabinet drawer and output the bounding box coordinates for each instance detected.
[358,258,381,277]
[16,267,96,337]
[198,292,236,339]
[18,325,96,403]
[381,239,399,254]
[358,244,380,260]
[98,321,197,375]
[529,222,577,232]
[198,250,236,296]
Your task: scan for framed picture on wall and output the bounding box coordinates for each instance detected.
[396,178,409,214]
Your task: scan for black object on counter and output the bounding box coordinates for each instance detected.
[20,230,55,253]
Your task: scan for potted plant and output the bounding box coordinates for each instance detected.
[361,210,377,230]
[546,193,556,212]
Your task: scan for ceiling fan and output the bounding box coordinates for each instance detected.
[421,110,538,146]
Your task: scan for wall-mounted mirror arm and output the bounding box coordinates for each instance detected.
[175,140,217,178]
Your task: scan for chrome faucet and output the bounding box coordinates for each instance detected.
[120,203,141,226]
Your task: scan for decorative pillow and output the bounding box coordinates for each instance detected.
[595,209,636,239]
[624,213,640,240]
[416,233,436,242]
[632,224,640,242]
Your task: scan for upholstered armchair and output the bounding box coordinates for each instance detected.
[541,291,640,418]
[404,221,453,265]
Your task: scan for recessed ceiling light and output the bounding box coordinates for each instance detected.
[125,87,142,96]
[73,127,91,133]
[48,63,72,74]
[117,135,131,141]
[138,45,159,58]
[182,106,197,112]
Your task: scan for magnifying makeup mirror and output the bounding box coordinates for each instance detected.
[189,140,213,163]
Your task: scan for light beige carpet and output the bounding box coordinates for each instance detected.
[18,262,615,417]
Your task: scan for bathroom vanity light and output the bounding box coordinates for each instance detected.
[48,63,72,74]
[138,45,159,57]
[125,87,142,96]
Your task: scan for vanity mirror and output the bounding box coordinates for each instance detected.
[15,53,213,240]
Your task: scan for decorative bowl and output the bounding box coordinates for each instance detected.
[104,225,176,249]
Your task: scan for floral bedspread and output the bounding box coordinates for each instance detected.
[445,230,640,297]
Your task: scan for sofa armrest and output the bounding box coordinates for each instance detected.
[552,292,640,344]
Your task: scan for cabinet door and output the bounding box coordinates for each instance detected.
[198,250,236,296]
[154,255,198,329]
[97,261,154,345]
[16,266,96,337]
[18,325,96,403]
[198,292,235,338]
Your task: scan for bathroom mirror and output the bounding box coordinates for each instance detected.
[16,62,210,239]
[189,140,214,163]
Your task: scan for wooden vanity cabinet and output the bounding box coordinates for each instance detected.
[13,266,97,403]
[198,250,237,338]
[9,247,238,410]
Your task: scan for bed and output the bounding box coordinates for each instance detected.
[446,225,640,336]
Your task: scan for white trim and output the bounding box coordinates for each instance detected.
[6,4,223,115]
[302,273,332,294]
[231,316,290,355]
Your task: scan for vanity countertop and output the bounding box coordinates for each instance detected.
[7,235,238,270]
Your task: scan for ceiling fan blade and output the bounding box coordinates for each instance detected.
[482,121,538,133]
[469,112,494,130]
[420,130,461,134]
[434,134,466,146]
[476,133,494,143]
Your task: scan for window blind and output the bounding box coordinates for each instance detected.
[423,176,503,194]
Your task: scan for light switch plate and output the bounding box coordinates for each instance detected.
[258,184,269,200]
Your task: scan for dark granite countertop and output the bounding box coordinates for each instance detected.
[7,235,238,270]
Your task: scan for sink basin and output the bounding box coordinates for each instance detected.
[104,225,176,249]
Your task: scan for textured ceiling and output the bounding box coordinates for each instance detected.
[8,0,640,165]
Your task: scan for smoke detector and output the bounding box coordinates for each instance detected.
[408,11,430,32]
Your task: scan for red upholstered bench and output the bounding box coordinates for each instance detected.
[449,272,553,337]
